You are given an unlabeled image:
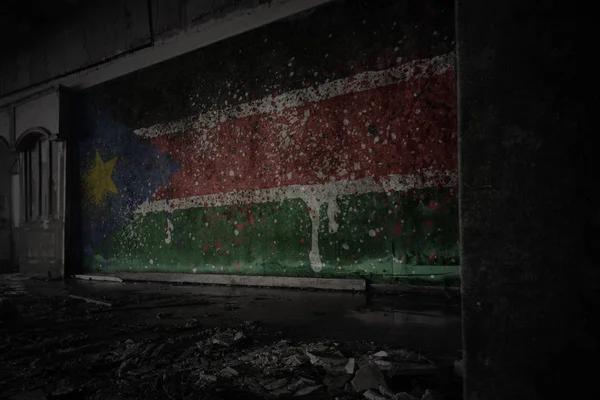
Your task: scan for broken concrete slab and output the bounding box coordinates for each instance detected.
[306,343,350,373]
[284,354,308,368]
[264,378,289,391]
[73,274,123,283]
[196,371,218,384]
[345,358,356,374]
[220,366,239,377]
[323,373,352,389]
[211,330,244,346]
[271,387,292,396]
[295,384,322,396]
[117,272,366,291]
[352,364,387,392]
[364,389,388,400]
[116,359,135,378]
[287,377,317,392]
[69,294,112,307]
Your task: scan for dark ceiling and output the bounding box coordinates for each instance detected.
[0,0,86,52]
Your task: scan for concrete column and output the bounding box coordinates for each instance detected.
[457,1,596,399]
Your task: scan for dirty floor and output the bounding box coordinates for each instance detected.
[0,274,462,400]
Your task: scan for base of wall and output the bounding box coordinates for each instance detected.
[115,272,366,292]
[74,274,123,283]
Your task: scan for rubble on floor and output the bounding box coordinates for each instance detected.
[2,324,456,399]
[0,277,462,399]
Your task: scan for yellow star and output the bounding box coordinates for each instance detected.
[84,151,118,205]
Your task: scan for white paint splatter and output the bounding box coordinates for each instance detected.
[165,217,174,244]
[134,53,455,138]
[135,170,457,271]
[326,196,339,233]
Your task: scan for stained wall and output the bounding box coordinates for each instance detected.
[73,0,458,283]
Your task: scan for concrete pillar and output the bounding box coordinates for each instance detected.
[457,1,596,399]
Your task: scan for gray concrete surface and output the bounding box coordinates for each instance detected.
[458,1,595,399]
[116,272,366,292]
[1,273,460,357]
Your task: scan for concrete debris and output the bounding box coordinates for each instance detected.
[295,384,322,396]
[369,348,437,377]
[284,354,308,368]
[288,377,317,392]
[211,330,244,346]
[271,387,291,396]
[139,343,157,358]
[378,384,396,398]
[116,359,135,378]
[352,364,388,392]
[323,372,353,389]
[364,389,388,400]
[120,341,144,360]
[127,365,154,377]
[264,378,289,391]
[185,318,200,328]
[345,357,356,374]
[150,343,166,357]
[197,371,218,384]
[306,344,349,372]
[220,366,239,377]
[74,274,123,283]
[0,276,457,400]
[69,294,112,307]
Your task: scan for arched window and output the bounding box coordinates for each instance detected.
[15,128,59,222]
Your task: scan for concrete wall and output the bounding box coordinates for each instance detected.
[458,0,596,398]
[72,0,458,283]
[0,0,151,97]
[0,0,332,100]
